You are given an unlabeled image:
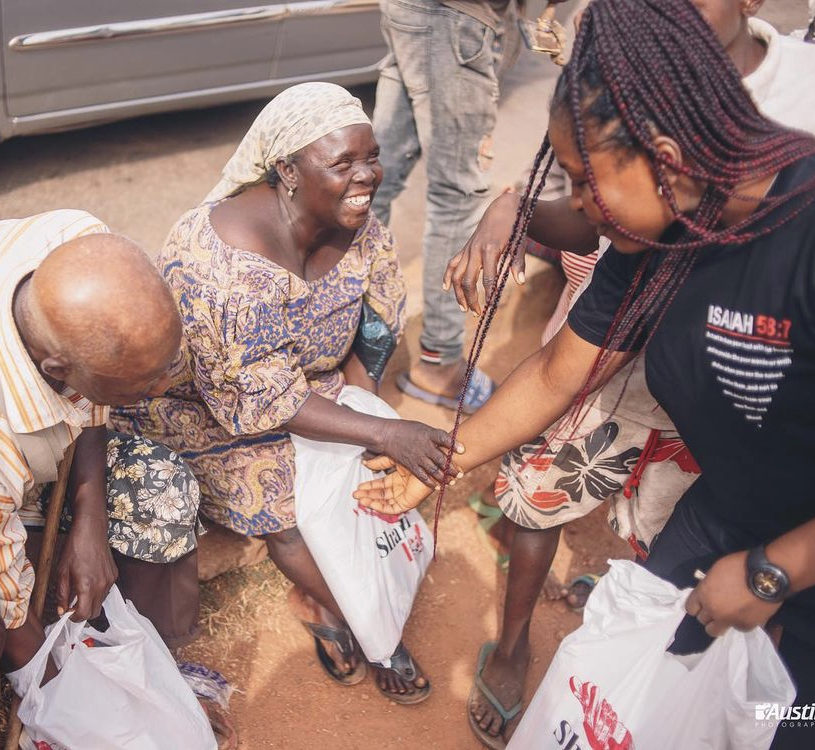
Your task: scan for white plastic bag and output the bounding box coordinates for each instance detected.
[509,560,795,750]
[6,586,216,750]
[293,386,433,666]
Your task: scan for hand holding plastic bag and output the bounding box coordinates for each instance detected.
[7,586,216,750]
[293,386,433,666]
[509,561,795,750]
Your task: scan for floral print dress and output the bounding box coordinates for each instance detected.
[112,206,405,537]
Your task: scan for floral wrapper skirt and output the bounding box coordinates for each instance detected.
[39,432,202,564]
[495,418,701,559]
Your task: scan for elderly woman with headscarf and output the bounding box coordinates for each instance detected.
[112,83,452,702]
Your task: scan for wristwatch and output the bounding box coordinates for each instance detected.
[746,545,790,603]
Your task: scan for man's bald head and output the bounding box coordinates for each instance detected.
[19,233,181,405]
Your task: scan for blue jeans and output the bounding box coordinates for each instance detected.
[372,0,506,365]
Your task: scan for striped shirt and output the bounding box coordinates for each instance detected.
[0,210,110,628]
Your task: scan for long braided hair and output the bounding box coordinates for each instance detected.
[433,0,815,533]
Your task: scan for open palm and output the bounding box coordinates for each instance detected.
[353,456,435,514]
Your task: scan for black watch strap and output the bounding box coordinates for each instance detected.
[746,545,790,603]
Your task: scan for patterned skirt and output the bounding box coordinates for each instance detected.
[37,432,201,564]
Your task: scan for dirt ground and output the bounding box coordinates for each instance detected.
[177,261,633,750]
[0,3,810,748]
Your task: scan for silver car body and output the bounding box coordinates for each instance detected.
[0,0,384,140]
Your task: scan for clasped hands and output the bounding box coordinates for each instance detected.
[353,438,466,515]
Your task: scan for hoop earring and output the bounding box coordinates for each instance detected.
[287,186,296,199]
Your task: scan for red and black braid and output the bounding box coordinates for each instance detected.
[433,0,815,534]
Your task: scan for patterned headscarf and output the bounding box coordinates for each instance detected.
[204,82,371,203]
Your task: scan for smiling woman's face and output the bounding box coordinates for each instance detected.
[548,109,679,254]
[290,123,383,232]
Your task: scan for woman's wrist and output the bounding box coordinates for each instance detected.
[495,190,522,217]
[367,417,393,456]
[765,518,815,595]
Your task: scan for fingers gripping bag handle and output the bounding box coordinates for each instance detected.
[88,585,141,640]
[6,609,75,703]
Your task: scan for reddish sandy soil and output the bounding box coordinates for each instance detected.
[0,6,806,746]
[182,264,631,749]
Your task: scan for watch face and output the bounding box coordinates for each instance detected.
[753,570,782,597]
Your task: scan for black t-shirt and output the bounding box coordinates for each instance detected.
[570,156,815,543]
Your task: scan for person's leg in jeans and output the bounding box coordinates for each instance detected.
[421,10,500,370]
[373,0,502,405]
[370,2,423,226]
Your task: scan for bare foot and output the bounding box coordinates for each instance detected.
[470,640,529,742]
[408,359,467,400]
[287,587,359,676]
[542,571,565,601]
[372,642,429,702]
[198,699,238,750]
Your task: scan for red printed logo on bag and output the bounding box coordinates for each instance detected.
[554,677,633,750]
[374,514,423,562]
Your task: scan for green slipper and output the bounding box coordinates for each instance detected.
[468,491,503,519]
[476,515,510,573]
[468,642,522,749]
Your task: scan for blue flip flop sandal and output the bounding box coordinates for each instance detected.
[564,573,604,613]
[396,368,495,415]
[468,642,523,749]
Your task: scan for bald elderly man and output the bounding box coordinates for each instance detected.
[0,210,201,677]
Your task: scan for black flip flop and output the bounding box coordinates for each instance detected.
[373,642,432,705]
[301,621,367,686]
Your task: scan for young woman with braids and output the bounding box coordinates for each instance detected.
[458,0,815,612]
[354,0,815,746]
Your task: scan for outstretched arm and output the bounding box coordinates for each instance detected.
[285,393,462,487]
[354,324,634,513]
